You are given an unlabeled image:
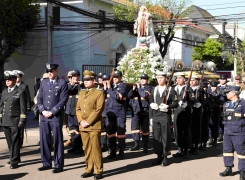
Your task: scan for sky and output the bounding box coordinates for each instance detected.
[152,0,245,27]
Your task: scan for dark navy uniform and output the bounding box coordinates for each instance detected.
[128,74,152,152]
[208,81,221,146]
[172,72,195,158]
[105,70,128,159]
[200,82,213,150]
[0,71,27,168]
[217,74,229,141]
[149,74,178,166]
[219,85,245,179]
[65,70,83,154]
[189,80,204,154]
[13,70,31,148]
[37,64,68,172]
[99,74,110,152]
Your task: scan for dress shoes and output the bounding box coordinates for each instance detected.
[161,156,168,167]
[101,145,108,152]
[52,168,63,173]
[219,167,233,177]
[172,152,183,158]
[106,152,117,159]
[94,174,103,179]
[7,161,10,164]
[81,172,93,178]
[10,164,18,169]
[152,155,163,166]
[117,150,124,160]
[37,166,52,171]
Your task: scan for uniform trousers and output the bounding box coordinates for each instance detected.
[40,120,64,168]
[81,131,103,174]
[201,109,210,143]
[153,116,171,155]
[191,107,202,145]
[209,108,220,140]
[3,126,21,165]
[174,107,191,150]
[219,107,224,134]
[67,115,80,141]
[101,117,107,145]
[106,116,126,150]
[223,134,245,171]
[131,110,149,141]
[19,126,25,147]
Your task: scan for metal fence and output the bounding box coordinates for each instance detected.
[82,65,116,80]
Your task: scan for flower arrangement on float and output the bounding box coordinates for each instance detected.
[117,46,169,83]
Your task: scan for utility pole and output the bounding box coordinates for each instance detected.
[47,2,53,63]
[234,21,238,75]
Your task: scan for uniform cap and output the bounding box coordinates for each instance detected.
[224,83,241,93]
[98,72,104,78]
[71,70,80,76]
[140,74,149,79]
[202,82,209,88]
[156,70,167,77]
[235,75,241,80]
[67,71,72,77]
[102,74,110,80]
[220,74,228,79]
[45,63,59,72]
[210,81,218,87]
[191,75,199,80]
[83,70,96,80]
[113,70,122,77]
[13,70,24,77]
[4,71,18,80]
[174,72,185,77]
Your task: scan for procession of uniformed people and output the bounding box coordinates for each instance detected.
[2,62,245,180]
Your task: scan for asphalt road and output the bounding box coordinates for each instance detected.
[0,113,241,180]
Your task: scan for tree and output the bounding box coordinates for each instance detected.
[0,0,40,82]
[113,0,191,59]
[192,38,223,64]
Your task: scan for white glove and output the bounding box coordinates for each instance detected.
[181,102,187,108]
[150,103,158,110]
[194,102,201,108]
[159,103,168,112]
[178,101,183,107]
[150,118,153,126]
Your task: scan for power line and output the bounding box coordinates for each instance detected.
[197,1,245,7]
[53,31,116,59]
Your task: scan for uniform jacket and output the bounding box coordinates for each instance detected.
[128,84,152,113]
[223,98,245,135]
[37,77,68,121]
[173,85,195,111]
[105,82,128,117]
[18,81,31,111]
[0,86,27,126]
[76,88,105,132]
[65,83,82,115]
[149,86,178,120]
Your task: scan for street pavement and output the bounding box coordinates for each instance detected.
[0,112,241,180]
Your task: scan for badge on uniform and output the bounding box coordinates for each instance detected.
[227,116,232,120]
[192,93,195,98]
